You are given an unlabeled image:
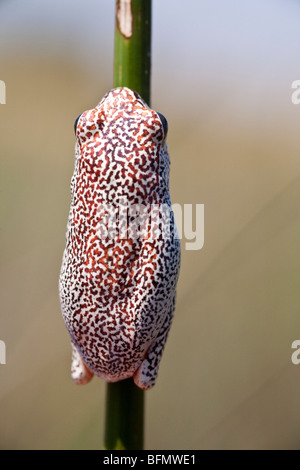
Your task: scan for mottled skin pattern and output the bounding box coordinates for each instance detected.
[59,87,180,389]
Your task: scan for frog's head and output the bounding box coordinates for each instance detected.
[73,87,168,158]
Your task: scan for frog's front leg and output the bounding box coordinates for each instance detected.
[71,342,94,385]
[133,296,176,390]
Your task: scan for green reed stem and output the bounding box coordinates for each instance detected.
[113,0,151,104]
[104,0,152,450]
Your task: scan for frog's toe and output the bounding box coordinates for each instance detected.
[71,342,94,385]
[133,350,159,390]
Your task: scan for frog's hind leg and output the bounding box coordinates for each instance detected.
[71,341,94,385]
[133,297,175,390]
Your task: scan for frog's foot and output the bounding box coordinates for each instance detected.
[133,297,175,390]
[71,342,94,385]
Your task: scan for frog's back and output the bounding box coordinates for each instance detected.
[59,88,180,387]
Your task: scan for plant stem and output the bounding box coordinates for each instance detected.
[104,0,152,450]
[114,0,152,104]
[105,379,144,450]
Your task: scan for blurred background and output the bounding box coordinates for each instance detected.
[1,0,300,450]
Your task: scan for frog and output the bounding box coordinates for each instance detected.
[59,87,180,390]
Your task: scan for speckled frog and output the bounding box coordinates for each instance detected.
[59,87,180,389]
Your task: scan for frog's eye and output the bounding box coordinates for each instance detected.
[74,113,83,135]
[156,112,168,140]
